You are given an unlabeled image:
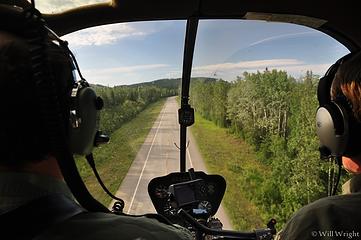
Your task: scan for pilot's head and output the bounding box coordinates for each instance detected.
[331,52,361,174]
[0,30,74,168]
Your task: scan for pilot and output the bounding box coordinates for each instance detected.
[0,3,192,240]
[277,52,361,239]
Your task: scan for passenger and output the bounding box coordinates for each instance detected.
[0,4,192,240]
[277,52,361,239]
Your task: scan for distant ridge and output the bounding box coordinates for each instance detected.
[91,77,218,89]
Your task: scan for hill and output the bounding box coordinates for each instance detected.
[91,77,218,89]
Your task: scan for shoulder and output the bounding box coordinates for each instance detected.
[278,193,361,240]
[38,212,193,240]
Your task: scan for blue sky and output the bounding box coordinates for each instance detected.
[61,20,349,86]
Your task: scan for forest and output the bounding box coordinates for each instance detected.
[189,70,348,225]
[93,78,180,135]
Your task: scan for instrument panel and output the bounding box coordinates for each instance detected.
[148,171,226,218]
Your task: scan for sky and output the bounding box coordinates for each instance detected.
[35,0,350,86]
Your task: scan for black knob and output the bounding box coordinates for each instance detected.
[112,200,125,214]
[267,218,277,234]
[94,131,110,146]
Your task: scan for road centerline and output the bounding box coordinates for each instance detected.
[126,106,166,214]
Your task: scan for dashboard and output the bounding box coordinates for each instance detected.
[148,171,226,219]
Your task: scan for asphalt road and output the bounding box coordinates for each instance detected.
[110,96,233,230]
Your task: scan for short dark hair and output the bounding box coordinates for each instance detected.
[0,31,73,167]
[332,52,361,121]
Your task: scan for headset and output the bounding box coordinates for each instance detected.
[316,52,361,158]
[0,3,111,212]
[0,4,101,156]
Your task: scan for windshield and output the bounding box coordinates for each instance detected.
[65,19,349,231]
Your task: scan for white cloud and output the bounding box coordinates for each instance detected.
[63,23,148,47]
[272,63,330,77]
[35,0,108,14]
[191,59,331,80]
[193,59,302,75]
[82,64,170,86]
[35,1,152,47]
[84,64,169,75]
[248,32,314,47]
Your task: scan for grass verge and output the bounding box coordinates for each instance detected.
[76,98,166,206]
[190,112,267,230]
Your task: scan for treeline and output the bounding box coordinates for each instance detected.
[94,79,179,134]
[190,70,346,225]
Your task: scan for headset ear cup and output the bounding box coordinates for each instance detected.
[316,102,348,156]
[316,53,356,157]
[69,86,98,155]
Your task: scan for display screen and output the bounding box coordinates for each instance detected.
[173,184,196,206]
